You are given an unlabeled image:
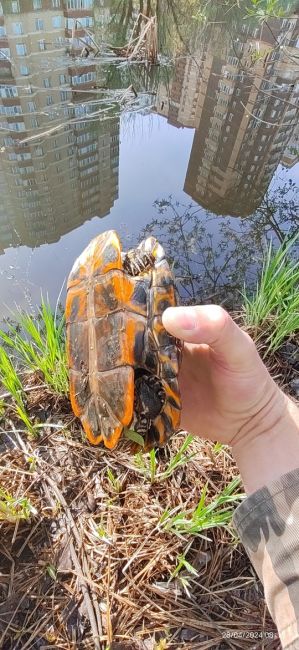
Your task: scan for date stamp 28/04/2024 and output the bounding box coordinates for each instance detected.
[222,630,278,640]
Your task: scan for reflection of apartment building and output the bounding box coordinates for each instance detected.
[156,54,201,128]
[64,0,95,55]
[0,0,119,250]
[156,16,299,216]
[94,0,111,40]
[281,122,299,167]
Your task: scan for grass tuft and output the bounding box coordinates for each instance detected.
[46,564,57,580]
[242,235,299,353]
[134,434,195,483]
[160,477,244,536]
[0,346,34,432]
[0,486,37,522]
[169,549,199,597]
[0,299,68,395]
[106,467,122,493]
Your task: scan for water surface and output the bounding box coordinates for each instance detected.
[0,0,298,316]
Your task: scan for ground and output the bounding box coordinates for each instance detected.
[0,333,297,650]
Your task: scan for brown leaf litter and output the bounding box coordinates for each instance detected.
[0,395,279,650]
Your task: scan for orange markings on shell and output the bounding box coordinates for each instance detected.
[66,230,182,450]
[102,423,123,449]
[96,367,135,429]
[66,328,75,372]
[94,312,145,371]
[92,230,122,275]
[151,416,166,447]
[67,230,122,290]
[164,400,181,430]
[153,286,176,315]
[120,381,134,427]
[164,381,181,410]
[94,272,147,318]
[70,388,82,417]
[82,416,123,450]
[67,263,88,289]
[81,417,103,446]
[65,287,87,323]
[159,349,180,378]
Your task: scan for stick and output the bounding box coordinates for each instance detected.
[45,476,103,649]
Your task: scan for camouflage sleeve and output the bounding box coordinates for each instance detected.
[233,468,299,649]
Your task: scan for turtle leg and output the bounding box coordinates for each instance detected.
[135,414,150,438]
[134,374,165,420]
[133,373,166,448]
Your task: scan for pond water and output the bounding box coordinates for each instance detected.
[0,0,298,317]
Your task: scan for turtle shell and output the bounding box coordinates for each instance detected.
[66,230,181,450]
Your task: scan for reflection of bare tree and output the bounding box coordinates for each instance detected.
[109,0,156,41]
[254,179,299,244]
[104,1,174,93]
[107,0,193,53]
[119,0,134,37]
[142,199,253,306]
[141,180,298,306]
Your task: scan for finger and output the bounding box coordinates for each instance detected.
[163,305,259,369]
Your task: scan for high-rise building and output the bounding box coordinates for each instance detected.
[0,0,119,250]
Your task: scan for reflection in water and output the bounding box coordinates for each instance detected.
[0,0,298,290]
[0,0,120,252]
[155,14,299,216]
[142,180,298,305]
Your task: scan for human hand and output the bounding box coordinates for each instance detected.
[163,305,299,493]
[163,305,283,445]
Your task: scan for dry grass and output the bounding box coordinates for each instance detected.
[1,288,294,648]
[1,234,298,647]
[0,377,278,650]
[232,310,298,400]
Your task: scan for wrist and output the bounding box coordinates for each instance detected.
[232,390,299,495]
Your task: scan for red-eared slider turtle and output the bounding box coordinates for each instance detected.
[66,230,182,450]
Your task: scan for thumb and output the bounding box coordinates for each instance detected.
[162,305,259,370]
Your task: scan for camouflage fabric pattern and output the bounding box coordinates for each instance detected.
[233,468,299,649]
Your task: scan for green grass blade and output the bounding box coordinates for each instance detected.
[0,299,68,395]
[162,478,244,536]
[242,234,299,353]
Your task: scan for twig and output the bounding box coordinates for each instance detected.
[18,86,135,144]
[74,19,100,55]
[44,475,103,650]
[0,384,48,401]
[15,520,41,558]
